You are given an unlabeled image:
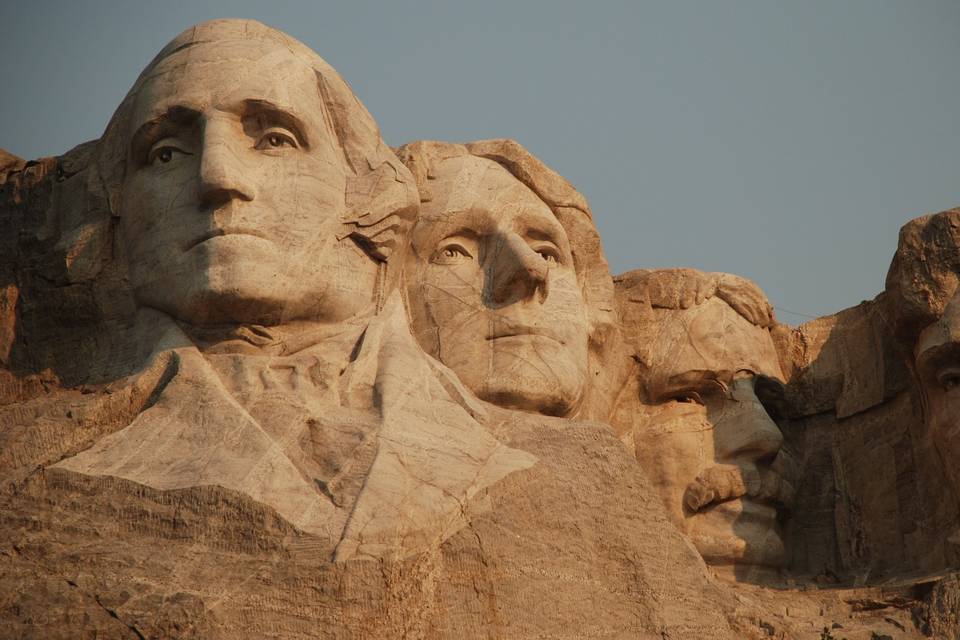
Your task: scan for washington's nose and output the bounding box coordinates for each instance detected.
[486,232,550,306]
[714,376,784,464]
[198,120,255,207]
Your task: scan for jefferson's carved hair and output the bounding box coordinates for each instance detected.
[92,18,418,264]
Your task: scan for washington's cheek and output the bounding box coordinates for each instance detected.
[245,160,345,250]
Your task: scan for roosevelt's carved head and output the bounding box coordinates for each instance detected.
[614,269,792,574]
[396,140,616,418]
[95,19,417,327]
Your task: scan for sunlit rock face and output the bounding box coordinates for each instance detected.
[611,269,794,578]
[0,18,786,640]
[5,17,960,639]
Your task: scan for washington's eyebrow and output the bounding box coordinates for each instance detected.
[130,105,202,156]
[240,99,310,148]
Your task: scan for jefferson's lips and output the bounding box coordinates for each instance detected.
[186,228,269,250]
[486,326,565,344]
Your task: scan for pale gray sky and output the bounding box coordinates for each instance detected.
[2,1,958,320]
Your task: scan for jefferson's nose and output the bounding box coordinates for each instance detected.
[485,232,550,306]
[713,376,784,464]
[198,119,255,207]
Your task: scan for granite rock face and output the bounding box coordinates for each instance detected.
[2,18,960,640]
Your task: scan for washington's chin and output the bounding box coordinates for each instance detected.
[687,498,786,569]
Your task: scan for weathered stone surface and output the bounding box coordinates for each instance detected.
[4,17,960,640]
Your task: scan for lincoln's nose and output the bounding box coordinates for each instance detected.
[485,232,550,306]
[198,118,255,207]
[713,375,784,465]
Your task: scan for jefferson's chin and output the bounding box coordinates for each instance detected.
[477,345,586,417]
[688,498,786,570]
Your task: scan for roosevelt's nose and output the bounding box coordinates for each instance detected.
[485,232,550,306]
[198,118,255,207]
[713,375,784,464]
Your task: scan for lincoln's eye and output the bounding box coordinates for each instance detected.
[443,247,462,258]
[158,148,173,163]
[268,134,284,147]
[941,372,960,391]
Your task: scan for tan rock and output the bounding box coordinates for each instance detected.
[612,268,794,578]
[0,18,780,640]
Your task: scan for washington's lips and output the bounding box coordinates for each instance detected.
[186,227,270,250]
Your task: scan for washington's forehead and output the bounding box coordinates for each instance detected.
[132,42,318,121]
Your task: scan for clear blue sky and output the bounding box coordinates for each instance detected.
[2,1,959,320]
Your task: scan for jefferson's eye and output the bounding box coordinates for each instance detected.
[538,250,559,263]
[432,243,473,264]
[531,243,561,264]
[255,130,298,150]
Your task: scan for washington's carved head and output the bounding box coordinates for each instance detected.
[615,269,792,572]
[396,140,616,418]
[94,19,417,327]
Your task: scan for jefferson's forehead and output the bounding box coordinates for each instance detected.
[423,156,559,227]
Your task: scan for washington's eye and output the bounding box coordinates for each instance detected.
[255,129,298,150]
[148,144,188,166]
[937,368,960,392]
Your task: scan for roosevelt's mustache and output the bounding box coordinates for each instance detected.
[683,452,797,514]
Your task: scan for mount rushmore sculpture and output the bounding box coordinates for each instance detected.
[2,19,959,639]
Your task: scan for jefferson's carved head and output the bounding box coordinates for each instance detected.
[614,269,791,572]
[396,140,616,418]
[886,209,960,497]
[94,19,417,327]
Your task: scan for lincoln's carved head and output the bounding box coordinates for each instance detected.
[95,19,417,327]
[615,269,792,573]
[886,209,960,497]
[396,140,615,418]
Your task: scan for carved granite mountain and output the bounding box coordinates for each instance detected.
[2,18,960,640]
